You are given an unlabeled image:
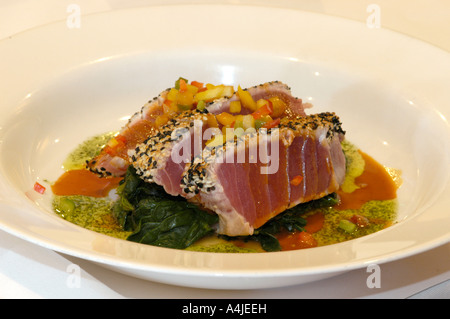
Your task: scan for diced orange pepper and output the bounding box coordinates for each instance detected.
[268,96,287,117]
[206,113,219,128]
[179,78,188,92]
[216,112,235,126]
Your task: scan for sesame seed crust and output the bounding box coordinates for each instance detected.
[128,109,209,184]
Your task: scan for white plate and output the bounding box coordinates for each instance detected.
[0,5,449,290]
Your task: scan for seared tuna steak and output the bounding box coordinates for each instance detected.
[181,112,346,236]
[87,81,306,178]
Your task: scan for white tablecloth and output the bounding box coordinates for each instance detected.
[0,0,449,299]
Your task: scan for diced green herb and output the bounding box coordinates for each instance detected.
[339,219,357,233]
[58,197,75,214]
[196,100,206,111]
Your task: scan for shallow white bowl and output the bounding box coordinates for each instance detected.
[0,5,449,289]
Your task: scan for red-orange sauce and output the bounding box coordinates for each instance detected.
[336,151,397,210]
[277,230,318,250]
[52,169,122,198]
[304,211,325,233]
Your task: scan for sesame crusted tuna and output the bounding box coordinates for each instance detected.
[86,81,307,178]
[181,112,346,236]
[128,109,210,196]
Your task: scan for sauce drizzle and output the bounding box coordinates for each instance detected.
[336,151,397,210]
[52,169,122,198]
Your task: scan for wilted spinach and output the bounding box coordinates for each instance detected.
[113,166,218,249]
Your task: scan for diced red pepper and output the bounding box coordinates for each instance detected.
[290,175,303,186]
[251,102,273,119]
[262,117,280,129]
[190,80,204,90]
[350,214,370,227]
[33,182,46,194]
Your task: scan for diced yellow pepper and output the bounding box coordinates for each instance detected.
[176,90,194,112]
[186,84,199,95]
[237,86,257,111]
[242,114,255,130]
[268,96,287,117]
[229,100,242,113]
[194,86,224,102]
[167,88,179,101]
[177,91,194,107]
[222,85,235,98]
[256,98,269,110]
[216,112,235,126]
